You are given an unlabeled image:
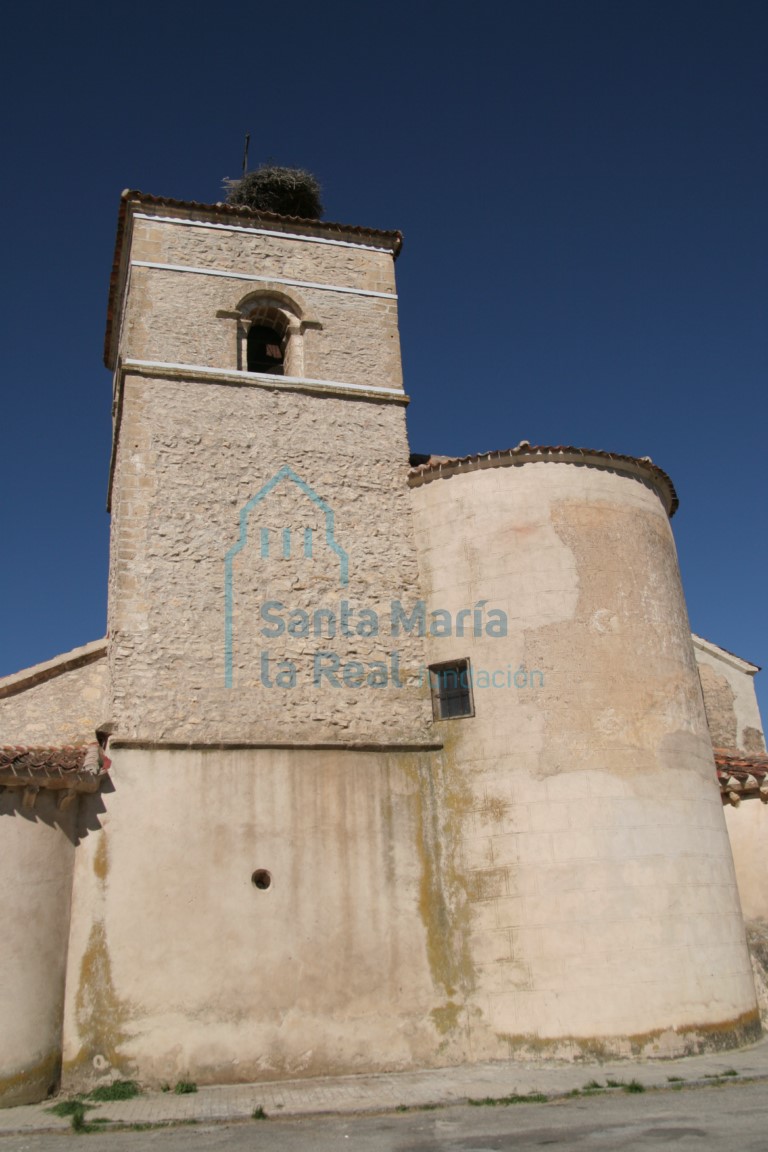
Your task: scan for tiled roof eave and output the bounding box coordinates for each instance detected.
[408,444,679,517]
[715,749,768,806]
[0,743,110,798]
[121,189,404,248]
[0,768,107,793]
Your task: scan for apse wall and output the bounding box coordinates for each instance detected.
[408,449,759,1058]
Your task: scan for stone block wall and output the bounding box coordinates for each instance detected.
[119,210,403,389]
[0,643,108,745]
[107,205,430,743]
[694,635,765,754]
[108,378,431,742]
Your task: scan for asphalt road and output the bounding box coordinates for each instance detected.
[1,1080,765,1152]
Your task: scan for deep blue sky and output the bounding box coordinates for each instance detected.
[1,0,766,721]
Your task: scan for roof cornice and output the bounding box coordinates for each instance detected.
[716,749,768,806]
[408,443,679,517]
[692,634,761,674]
[0,743,110,807]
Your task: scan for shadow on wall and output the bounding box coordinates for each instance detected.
[0,778,111,846]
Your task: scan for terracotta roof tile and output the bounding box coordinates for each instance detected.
[714,749,768,772]
[715,748,768,805]
[0,743,109,793]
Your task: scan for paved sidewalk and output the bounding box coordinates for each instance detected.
[2,1038,768,1135]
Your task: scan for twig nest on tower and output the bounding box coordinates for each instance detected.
[224,166,323,219]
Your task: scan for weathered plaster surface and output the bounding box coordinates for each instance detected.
[62,746,447,1089]
[0,793,77,1106]
[694,636,765,754]
[409,459,759,1057]
[745,920,768,1026]
[725,802,768,921]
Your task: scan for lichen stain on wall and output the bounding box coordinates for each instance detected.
[92,832,109,882]
[495,1007,762,1061]
[68,920,132,1077]
[66,834,133,1080]
[413,734,479,1047]
[0,1051,61,1109]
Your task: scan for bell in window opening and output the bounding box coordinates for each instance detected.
[247,324,285,375]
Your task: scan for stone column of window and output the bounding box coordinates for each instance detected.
[283,318,303,376]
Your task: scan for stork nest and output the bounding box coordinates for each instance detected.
[224,166,323,219]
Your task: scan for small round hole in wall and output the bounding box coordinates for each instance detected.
[251,869,272,890]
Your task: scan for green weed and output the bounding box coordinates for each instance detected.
[89,1080,140,1102]
[70,1108,89,1133]
[468,1093,549,1106]
[47,1099,87,1117]
[46,1098,97,1133]
[174,1080,198,1094]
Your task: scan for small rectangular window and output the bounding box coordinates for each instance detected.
[429,659,474,720]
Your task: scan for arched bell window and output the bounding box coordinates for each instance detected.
[233,291,320,377]
[247,324,285,375]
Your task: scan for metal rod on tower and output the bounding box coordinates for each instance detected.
[242,133,250,177]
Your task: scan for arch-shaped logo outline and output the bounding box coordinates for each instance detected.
[224,465,349,687]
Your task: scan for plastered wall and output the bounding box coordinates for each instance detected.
[408,457,759,1057]
[62,746,448,1089]
[726,802,768,921]
[0,793,77,1106]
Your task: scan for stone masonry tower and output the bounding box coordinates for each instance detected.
[61,191,442,1089]
[103,190,430,744]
